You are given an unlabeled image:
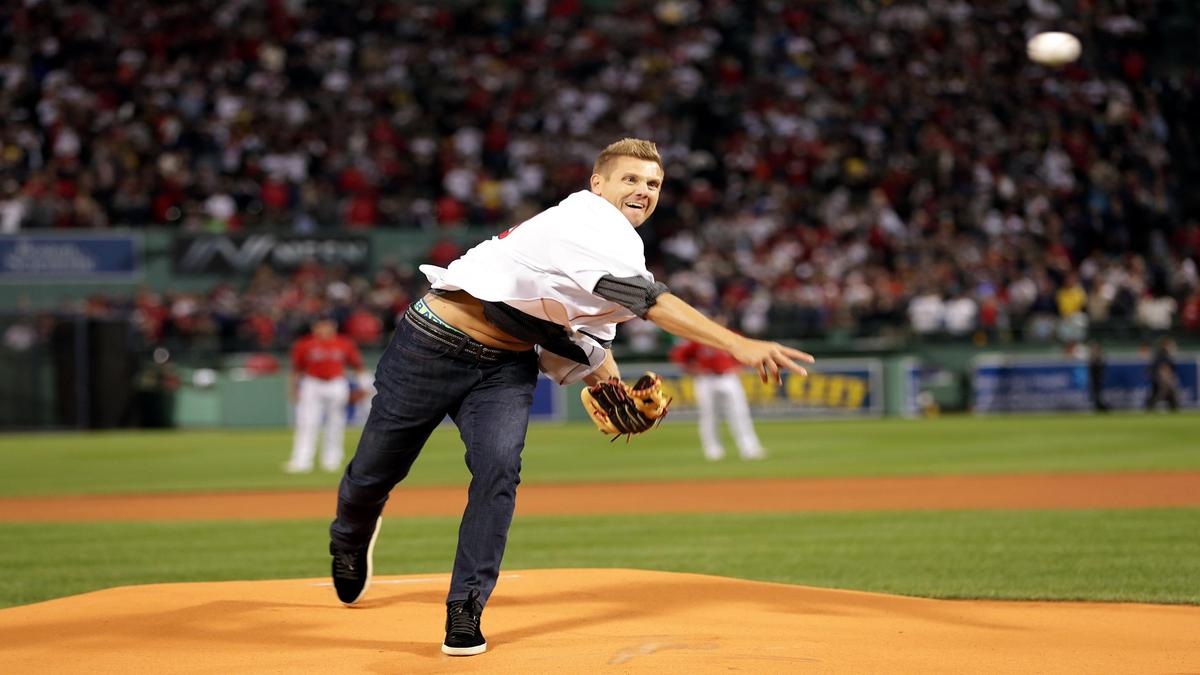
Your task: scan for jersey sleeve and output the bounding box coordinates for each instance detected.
[593,274,670,317]
[556,224,653,294]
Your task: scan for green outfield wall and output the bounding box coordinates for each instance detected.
[0,227,499,309]
[4,229,1198,429]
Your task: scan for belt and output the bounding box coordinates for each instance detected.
[402,305,515,362]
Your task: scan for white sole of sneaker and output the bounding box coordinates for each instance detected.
[342,516,381,606]
[441,642,487,656]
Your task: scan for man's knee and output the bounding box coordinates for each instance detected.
[471,446,523,482]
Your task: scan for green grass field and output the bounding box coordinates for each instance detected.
[1,413,1198,496]
[1,413,1198,609]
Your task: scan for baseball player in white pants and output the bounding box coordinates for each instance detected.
[290,374,352,472]
[285,316,365,473]
[694,372,765,461]
[671,337,766,461]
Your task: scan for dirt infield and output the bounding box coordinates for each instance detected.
[2,568,1197,674]
[2,471,1199,522]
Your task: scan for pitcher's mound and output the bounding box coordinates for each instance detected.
[1,568,1197,673]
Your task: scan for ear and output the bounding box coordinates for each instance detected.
[589,173,602,193]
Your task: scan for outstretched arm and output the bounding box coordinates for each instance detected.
[645,293,813,384]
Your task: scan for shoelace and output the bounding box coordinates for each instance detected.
[332,551,359,580]
[448,591,481,636]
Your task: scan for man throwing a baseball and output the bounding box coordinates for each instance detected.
[327,138,813,656]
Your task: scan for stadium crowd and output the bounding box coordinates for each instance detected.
[2,0,1199,351]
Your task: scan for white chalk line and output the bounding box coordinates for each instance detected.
[310,574,522,588]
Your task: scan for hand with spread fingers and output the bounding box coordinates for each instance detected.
[727,337,815,384]
[581,371,672,440]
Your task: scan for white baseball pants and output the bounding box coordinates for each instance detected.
[694,372,765,460]
[287,375,350,471]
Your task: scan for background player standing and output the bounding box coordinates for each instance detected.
[670,335,767,461]
[285,316,365,473]
[1145,337,1181,411]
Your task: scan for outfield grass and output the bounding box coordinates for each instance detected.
[1,508,1197,609]
[1,413,1198,497]
[2,414,1197,609]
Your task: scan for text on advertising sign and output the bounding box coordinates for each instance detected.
[172,234,370,274]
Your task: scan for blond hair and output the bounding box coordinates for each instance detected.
[592,138,663,178]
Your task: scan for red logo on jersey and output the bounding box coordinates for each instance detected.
[497,221,525,239]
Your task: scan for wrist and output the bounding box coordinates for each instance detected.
[718,332,744,352]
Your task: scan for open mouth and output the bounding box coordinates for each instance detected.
[623,202,646,211]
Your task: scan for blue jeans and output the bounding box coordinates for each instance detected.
[330,307,538,607]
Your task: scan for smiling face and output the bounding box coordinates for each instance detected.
[589,156,664,227]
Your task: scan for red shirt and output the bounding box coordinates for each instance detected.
[1182,294,1200,332]
[291,334,363,380]
[344,309,383,345]
[669,340,740,375]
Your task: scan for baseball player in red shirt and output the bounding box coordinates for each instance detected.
[670,336,767,461]
[285,316,366,473]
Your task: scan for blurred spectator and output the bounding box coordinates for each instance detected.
[1057,274,1088,321]
[1056,273,1090,342]
[943,289,978,337]
[243,353,281,377]
[0,181,27,233]
[1025,273,1061,342]
[344,307,385,347]
[427,238,466,269]
[908,288,944,336]
[1181,288,1200,334]
[621,317,662,355]
[1136,292,1177,335]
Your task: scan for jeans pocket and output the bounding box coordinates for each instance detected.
[393,323,457,361]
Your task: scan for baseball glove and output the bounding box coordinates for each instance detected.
[580,371,671,441]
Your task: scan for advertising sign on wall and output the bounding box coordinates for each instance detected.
[172,234,370,274]
[529,374,566,422]
[972,354,1198,413]
[650,358,885,419]
[0,235,140,281]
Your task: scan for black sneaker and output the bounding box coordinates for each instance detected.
[330,516,381,605]
[441,589,486,656]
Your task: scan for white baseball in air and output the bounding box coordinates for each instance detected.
[1026,31,1082,66]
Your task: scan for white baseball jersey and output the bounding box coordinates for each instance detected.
[420,190,655,383]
